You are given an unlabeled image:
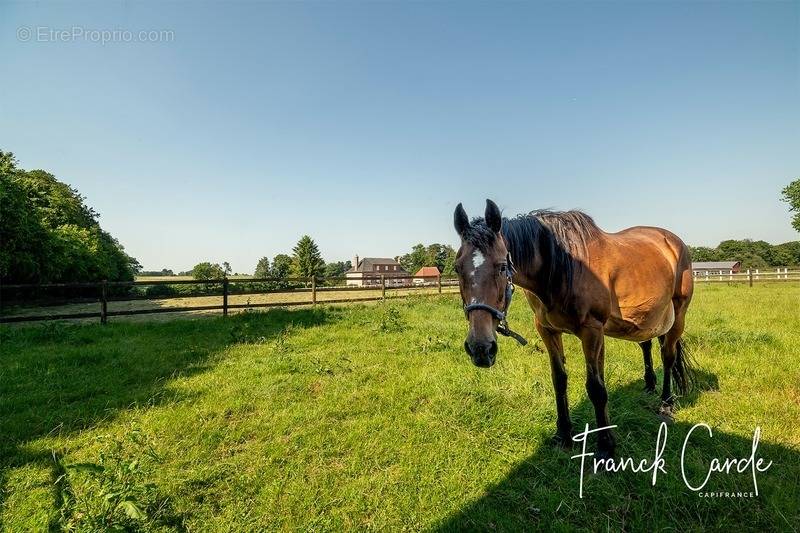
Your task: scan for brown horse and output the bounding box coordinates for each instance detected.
[453,199,694,457]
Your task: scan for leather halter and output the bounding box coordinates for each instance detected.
[463,253,528,346]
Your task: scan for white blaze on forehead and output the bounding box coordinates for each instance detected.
[472,250,485,269]
[469,250,485,288]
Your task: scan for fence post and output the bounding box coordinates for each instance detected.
[222,278,229,316]
[311,276,317,306]
[748,269,753,287]
[381,274,386,300]
[437,274,442,294]
[100,280,108,325]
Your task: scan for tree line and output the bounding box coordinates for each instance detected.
[189,235,352,284]
[181,239,461,286]
[689,240,800,269]
[1,151,139,284]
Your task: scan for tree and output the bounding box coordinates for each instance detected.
[271,254,292,281]
[191,262,225,281]
[0,170,51,282]
[781,179,800,232]
[775,241,800,266]
[291,235,325,279]
[398,244,428,274]
[222,261,232,277]
[0,150,17,173]
[324,260,352,280]
[254,257,270,278]
[398,243,457,274]
[442,247,457,275]
[688,246,719,262]
[0,150,139,284]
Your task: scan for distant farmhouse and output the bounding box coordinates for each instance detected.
[346,255,410,287]
[691,261,741,275]
[413,266,440,285]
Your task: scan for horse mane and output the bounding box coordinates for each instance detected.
[505,210,600,261]
[465,209,601,294]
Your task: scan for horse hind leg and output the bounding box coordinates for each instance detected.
[640,339,657,393]
[659,299,693,415]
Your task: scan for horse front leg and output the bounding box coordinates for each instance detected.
[580,325,616,458]
[536,321,572,448]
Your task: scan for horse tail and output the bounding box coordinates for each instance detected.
[671,338,696,395]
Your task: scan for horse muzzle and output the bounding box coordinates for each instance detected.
[464,339,498,368]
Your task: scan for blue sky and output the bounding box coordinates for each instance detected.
[2,1,798,272]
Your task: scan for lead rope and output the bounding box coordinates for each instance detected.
[497,256,528,346]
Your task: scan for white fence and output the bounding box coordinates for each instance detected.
[692,267,800,285]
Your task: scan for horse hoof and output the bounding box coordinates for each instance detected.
[595,447,614,460]
[658,403,674,422]
[550,433,573,449]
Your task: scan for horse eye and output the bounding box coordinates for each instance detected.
[499,264,507,273]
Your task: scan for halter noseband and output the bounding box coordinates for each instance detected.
[463,253,528,346]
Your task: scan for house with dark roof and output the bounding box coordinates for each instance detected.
[691,261,741,275]
[346,255,410,287]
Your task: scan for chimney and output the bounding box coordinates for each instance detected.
[353,255,359,269]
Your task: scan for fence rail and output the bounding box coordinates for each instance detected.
[692,267,800,285]
[2,267,797,325]
[0,275,459,324]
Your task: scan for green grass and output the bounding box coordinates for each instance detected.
[1,284,798,531]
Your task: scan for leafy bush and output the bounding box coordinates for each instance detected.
[53,428,182,531]
[377,305,404,332]
[144,284,177,298]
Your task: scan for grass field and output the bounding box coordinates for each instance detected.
[1,284,798,531]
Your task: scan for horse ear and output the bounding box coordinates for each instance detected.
[485,199,502,233]
[454,203,469,237]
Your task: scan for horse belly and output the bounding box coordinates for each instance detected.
[606,302,675,342]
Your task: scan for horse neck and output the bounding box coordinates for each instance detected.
[504,225,568,308]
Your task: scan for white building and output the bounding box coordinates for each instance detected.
[345,255,410,287]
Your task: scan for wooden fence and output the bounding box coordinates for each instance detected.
[2,267,797,325]
[0,274,459,324]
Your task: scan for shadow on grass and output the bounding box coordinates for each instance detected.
[0,306,338,530]
[435,370,800,531]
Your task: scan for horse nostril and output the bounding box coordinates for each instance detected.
[489,341,498,357]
